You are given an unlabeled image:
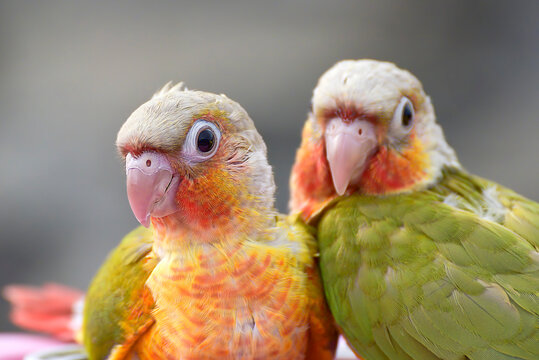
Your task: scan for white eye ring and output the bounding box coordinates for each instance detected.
[182,119,221,163]
[390,96,414,138]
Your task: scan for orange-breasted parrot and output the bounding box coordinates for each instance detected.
[6,84,338,360]
[290,59,538,360]
[86,84,338,359]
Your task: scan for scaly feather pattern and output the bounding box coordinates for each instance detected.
[290,59,538,360]
[132,215,334,360]
[318,168,538,360]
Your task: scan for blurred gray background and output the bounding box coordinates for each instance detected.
[0,1,538,331]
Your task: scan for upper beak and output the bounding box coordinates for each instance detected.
[325,118,378,195]
[125,152,180,227]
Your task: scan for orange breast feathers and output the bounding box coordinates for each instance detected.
[137,241,312,359]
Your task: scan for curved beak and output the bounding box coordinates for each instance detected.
[325,118,378,195]
[125,152,180,227]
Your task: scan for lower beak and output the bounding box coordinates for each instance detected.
[325,118,377,195]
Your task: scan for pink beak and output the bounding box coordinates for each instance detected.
[325,118,378,195]
[125,152,180,227]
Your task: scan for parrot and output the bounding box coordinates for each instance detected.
[289,59,539,360]
[4,83,338,360]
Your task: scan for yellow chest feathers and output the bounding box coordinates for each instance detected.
[139,241,311,359]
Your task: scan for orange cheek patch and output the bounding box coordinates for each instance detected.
[296,142,333,197]
[176,167,243,231]
[290,126,336,218]
[360,136,428,194]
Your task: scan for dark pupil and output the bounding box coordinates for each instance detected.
[197,129,215,152]
[402,103,413,127]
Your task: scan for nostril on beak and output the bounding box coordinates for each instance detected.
[358,128,363,135]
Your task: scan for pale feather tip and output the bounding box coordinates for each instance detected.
[152,81,186,99]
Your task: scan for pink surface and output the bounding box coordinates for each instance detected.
[0,333,357,360]
[0,333,67,360]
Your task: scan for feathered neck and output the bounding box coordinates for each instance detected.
[149,197,276,256]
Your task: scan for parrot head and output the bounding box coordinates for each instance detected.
[290,59,460,219]
[116,83,275,238]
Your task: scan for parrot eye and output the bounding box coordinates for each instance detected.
[401,101,413,128]
[197,128,215,153]
[183,119,221,163]
[389,97,415,139]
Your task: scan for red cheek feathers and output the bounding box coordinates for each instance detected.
[359,135,427,195]
[175,167,243,232]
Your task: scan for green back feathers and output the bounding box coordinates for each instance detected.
[318,168,539,360]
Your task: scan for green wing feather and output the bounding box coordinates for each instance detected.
[82,226,157,360]
[318,168,539,360]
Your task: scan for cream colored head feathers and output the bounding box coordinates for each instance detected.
[312,59,460,193]
[117,82,267,156]
[116,83,276,222]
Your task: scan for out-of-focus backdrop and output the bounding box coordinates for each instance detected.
[0,1,538,331]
